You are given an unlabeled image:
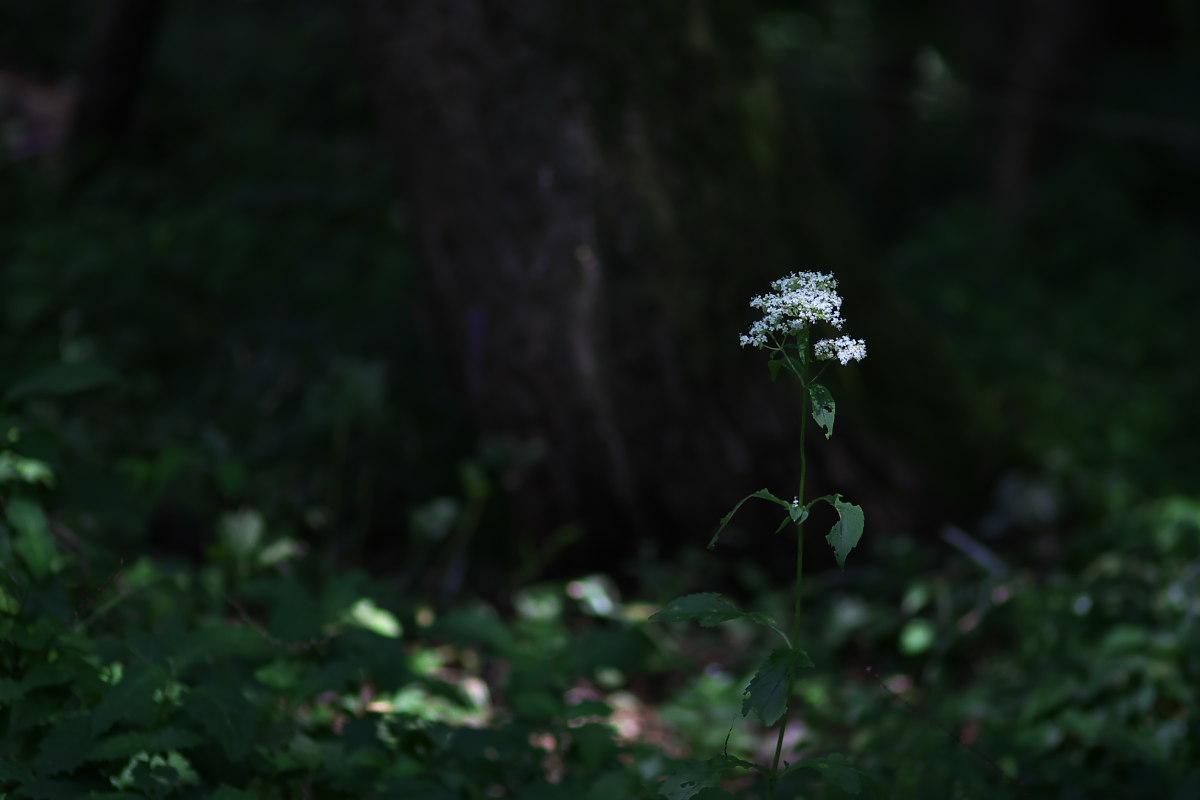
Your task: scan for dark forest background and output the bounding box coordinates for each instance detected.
[2,1,1198,798]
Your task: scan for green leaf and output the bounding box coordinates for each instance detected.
[821,495,865,569]
[711,489,793,549]
[784,754,869,794]
[808,383,836,438]
[184,683,255,762]
[742,647,813,726]
[35,715,93,776]
[3,361,119,404]
[651,593,745,627]
[346,598,403,638]
[0,678,23,703]
[218,509,265,565]
[0,755,36,782]
[6,494,58,580]
[88,727,201,762]
[658,757,728,800]
[651,594,789,645]
[899,619,936,655]
[91,665,165,736]
[0,451,55,486]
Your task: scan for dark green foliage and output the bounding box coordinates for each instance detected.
[0,537,664,798]
[3,1,1199,798]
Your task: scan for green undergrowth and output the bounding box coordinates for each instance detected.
[6,421,1200,798]
[1,493,671,798]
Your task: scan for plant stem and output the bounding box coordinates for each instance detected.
[768,353,810,799]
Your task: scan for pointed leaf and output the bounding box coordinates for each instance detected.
[711,489,792,549]
[823,496,865,569]
[741,647,814,725]
[650,593,748,627]
[651,594,788,642]
[658,757,730,800]
[808,383,836,439]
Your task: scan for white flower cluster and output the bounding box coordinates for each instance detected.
[739,271,866,365]
[814,335,868,365]
[739,272,845,349]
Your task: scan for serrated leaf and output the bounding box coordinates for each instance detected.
[711,489,793,549]
[184,684,255,761]
[808,383,836,438]
[88,727,201,762]
[0,755,36,782]
[91,665,165,736]
[823,496,865,570]
[35,715,93,776]
[741,647,814,726]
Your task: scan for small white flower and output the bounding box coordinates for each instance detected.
[740,272,865,367]
[792,497,800,506]
[815,336,868,365]
[740,272,846,348]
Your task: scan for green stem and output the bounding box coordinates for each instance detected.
[768,346,810,799]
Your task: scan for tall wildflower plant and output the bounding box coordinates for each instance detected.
[653,272,869,799]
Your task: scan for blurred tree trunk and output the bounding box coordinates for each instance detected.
[950,0,1100,219]
[67,0,165,147]
[351,1,815,565]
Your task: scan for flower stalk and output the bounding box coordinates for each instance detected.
[651,270,867,799]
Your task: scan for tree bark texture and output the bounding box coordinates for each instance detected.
[352,1,929,568]
[353,2,765,551]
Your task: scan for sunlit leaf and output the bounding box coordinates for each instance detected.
[0,451,55,486]
[899,619,936,655]
[347,598,403,638]
[219,509,264,565]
